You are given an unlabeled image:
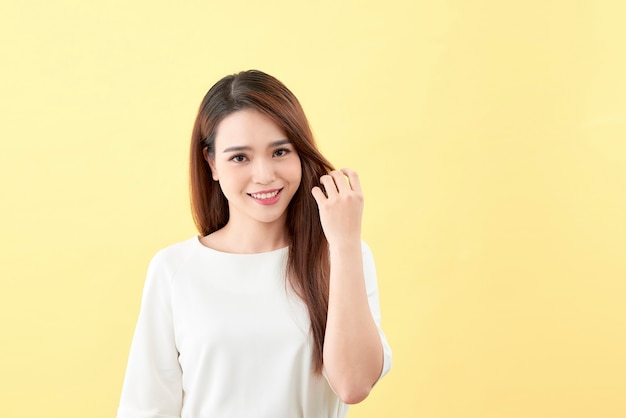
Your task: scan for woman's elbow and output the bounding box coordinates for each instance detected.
[335,383,373,405]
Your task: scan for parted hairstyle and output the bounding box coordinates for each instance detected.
[189,70,334,373]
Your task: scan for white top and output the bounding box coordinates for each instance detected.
[117,236,391,418]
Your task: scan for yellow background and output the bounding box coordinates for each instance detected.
[1,1,625,417]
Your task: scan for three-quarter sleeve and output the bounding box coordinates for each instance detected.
[117,253,183,418]
[361,242,393,380]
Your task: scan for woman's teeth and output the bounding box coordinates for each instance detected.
[250,190,280,199]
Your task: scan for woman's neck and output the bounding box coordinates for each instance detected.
[202,217,289,254]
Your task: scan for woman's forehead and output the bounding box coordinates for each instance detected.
[214,109,288,150]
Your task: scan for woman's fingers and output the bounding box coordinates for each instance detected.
[311,186,326,204]
[320,174,339,197]
[319,169,360,196]
[328,170,350,194]
[340,168,362,194]
[312,168,364,243]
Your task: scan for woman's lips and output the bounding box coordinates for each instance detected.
[247,188,283,205]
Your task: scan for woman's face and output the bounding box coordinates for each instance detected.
[207,108,302,228]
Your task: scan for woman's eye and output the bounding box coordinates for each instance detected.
[231,155,247,163]
[273,148,290,157]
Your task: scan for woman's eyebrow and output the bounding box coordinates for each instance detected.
[269,139,291,147]
[222,139,291,153]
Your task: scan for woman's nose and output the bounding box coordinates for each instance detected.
[252,159,276,184]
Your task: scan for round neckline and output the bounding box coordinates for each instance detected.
[194,235,289,256]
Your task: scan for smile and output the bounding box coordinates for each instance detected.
[248,189,282,200]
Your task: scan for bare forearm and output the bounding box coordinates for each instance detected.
[323,240,383,404]
[311,169,384,403]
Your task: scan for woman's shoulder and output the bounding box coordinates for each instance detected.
[148,236,202,273]
[154,235,199,256]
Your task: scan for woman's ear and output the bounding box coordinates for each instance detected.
[203,147,219,181]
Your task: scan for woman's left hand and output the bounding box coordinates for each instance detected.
[311,168,364,245]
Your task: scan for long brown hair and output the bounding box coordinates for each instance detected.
[189,70,333,373]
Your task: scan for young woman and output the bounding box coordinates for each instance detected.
[117,70,392,418]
